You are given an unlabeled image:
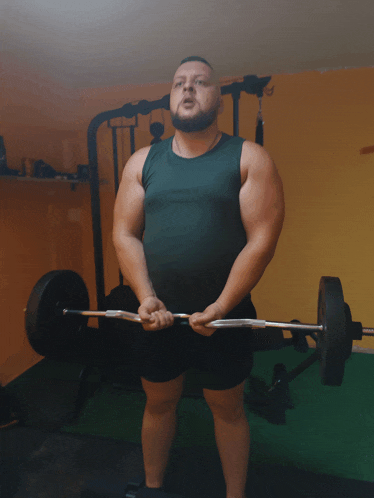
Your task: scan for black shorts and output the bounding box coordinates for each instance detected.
[130,296,256,390]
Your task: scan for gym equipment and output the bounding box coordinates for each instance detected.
[25,271,373,386]
[149,122,164,144]
[25,270,89,357]
[149,122,165,145]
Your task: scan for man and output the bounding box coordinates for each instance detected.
[112,56,285,498]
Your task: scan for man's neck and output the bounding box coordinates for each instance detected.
[173,126,222,158]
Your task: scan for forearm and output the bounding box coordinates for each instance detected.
[113,233,155,303]
[215,243,275,316]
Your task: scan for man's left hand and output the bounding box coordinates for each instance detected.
[189,302,225,336]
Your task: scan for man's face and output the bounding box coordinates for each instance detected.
[170,61,222,132]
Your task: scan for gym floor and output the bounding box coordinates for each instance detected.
[1,347,374,498]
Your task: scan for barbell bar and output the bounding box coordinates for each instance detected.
[25,270,374,386]
[63,308,374,335]
[62,308,324,333]
[363,328,374,335]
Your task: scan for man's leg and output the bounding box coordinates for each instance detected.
[204,380,250,498]
[141,374,185,488]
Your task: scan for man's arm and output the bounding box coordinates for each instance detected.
[190,142,285,333]
[112,146,154,302]
[112,147,174,330]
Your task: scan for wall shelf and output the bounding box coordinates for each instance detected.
[0,175,87,183]
[0,175,108,190]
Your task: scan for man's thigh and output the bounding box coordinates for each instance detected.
[131,324,192,383]
[190,327,254,390]
[130,306,255,387]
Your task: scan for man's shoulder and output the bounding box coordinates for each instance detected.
[240,140,275,175]
[131,145,152,161]
[123,146,153,182]
[241,140,272,162]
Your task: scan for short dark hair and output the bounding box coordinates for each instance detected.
[179,56,213,69]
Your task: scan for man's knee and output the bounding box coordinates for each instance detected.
[203,380,247,422]
[141,374,185,413]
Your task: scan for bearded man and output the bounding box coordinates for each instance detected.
[113,56,285,498]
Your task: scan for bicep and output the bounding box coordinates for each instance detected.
[239,155,285,249]
[113,150,149,241]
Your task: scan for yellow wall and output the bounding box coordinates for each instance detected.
[1,55,373,385]
[253,69,374,331]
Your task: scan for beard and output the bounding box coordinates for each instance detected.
[171,106,218,133]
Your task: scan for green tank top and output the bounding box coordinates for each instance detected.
[142,133,247,314]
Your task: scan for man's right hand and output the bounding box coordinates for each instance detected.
[138,296,175,331]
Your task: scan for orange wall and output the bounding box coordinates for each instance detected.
[1,55,373,385]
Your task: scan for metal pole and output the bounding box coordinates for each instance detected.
[362,328,374,335]
[232,94,240,137]
[112,126,120,195]
[87,118,106,312]
[110,126,123,287]
[130,126,136,156]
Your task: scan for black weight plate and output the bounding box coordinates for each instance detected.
[317,276,351,386]
[344,302,354,353]
[25,270,89,357]
[345,302,363,340]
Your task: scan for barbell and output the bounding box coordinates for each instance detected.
[25,270,373,387]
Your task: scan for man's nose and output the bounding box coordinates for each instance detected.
[183,83,195,92]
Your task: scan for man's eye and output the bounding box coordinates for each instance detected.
[196,80,206,86]
[174,81,182,87]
